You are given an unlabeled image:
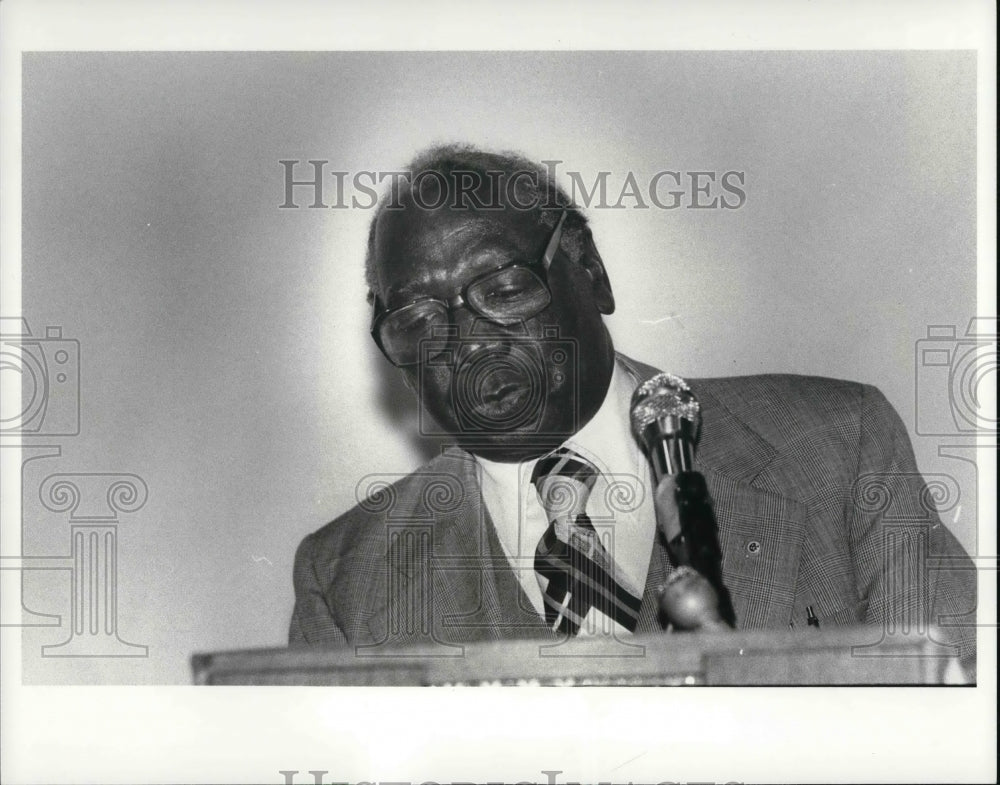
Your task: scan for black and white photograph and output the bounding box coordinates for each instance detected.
[1,2,995,783]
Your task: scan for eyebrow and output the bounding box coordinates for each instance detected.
[389,281,428,301]
[386,236,521,303]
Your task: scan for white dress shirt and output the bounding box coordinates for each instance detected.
[475,356,656,634]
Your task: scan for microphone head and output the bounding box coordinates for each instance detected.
[629,372,700,442]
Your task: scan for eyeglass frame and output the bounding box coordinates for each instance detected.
[369,209,569,367]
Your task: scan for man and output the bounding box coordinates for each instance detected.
[289,145,976,674]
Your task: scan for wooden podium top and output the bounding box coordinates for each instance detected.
[192,626,964,686]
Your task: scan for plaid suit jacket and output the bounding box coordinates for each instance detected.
[290,356,977,668]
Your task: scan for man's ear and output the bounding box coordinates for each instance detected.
[578,228,615,315]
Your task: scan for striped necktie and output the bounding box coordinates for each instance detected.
[531,447,643,635]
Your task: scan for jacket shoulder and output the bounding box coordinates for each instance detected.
[690,373,878,449]
[692,372,866,402]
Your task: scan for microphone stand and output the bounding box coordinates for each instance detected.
[644,413,736,630]
[663,472,737,628]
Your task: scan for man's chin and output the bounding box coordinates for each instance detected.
[451,430,569,463]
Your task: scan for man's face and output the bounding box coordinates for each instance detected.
[373,200,616,462]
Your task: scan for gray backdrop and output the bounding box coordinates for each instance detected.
[18,51,977,684]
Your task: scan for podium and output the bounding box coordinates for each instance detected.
[192,626,965,685]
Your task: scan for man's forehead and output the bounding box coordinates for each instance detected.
[377,203,537,240]
[374,206,541,268]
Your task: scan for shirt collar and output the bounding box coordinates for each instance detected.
[563,358,640,475]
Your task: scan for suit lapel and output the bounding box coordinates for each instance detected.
[702,467,807,628]
[691,384,807,628]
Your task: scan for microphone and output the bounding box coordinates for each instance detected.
[630,373,736,630]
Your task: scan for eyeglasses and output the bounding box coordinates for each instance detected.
[371,210,567,367]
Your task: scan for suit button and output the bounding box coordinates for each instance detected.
[746,540,761,555]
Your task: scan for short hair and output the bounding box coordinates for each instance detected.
[364,143,592,300]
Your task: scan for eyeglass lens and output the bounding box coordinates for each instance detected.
[379,266,551,365]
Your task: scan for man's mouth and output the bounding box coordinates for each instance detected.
[472,376,531,418]
[481,380,523,403]
[456,361,538,424]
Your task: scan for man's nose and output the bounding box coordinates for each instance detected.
[451,309,525,358]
